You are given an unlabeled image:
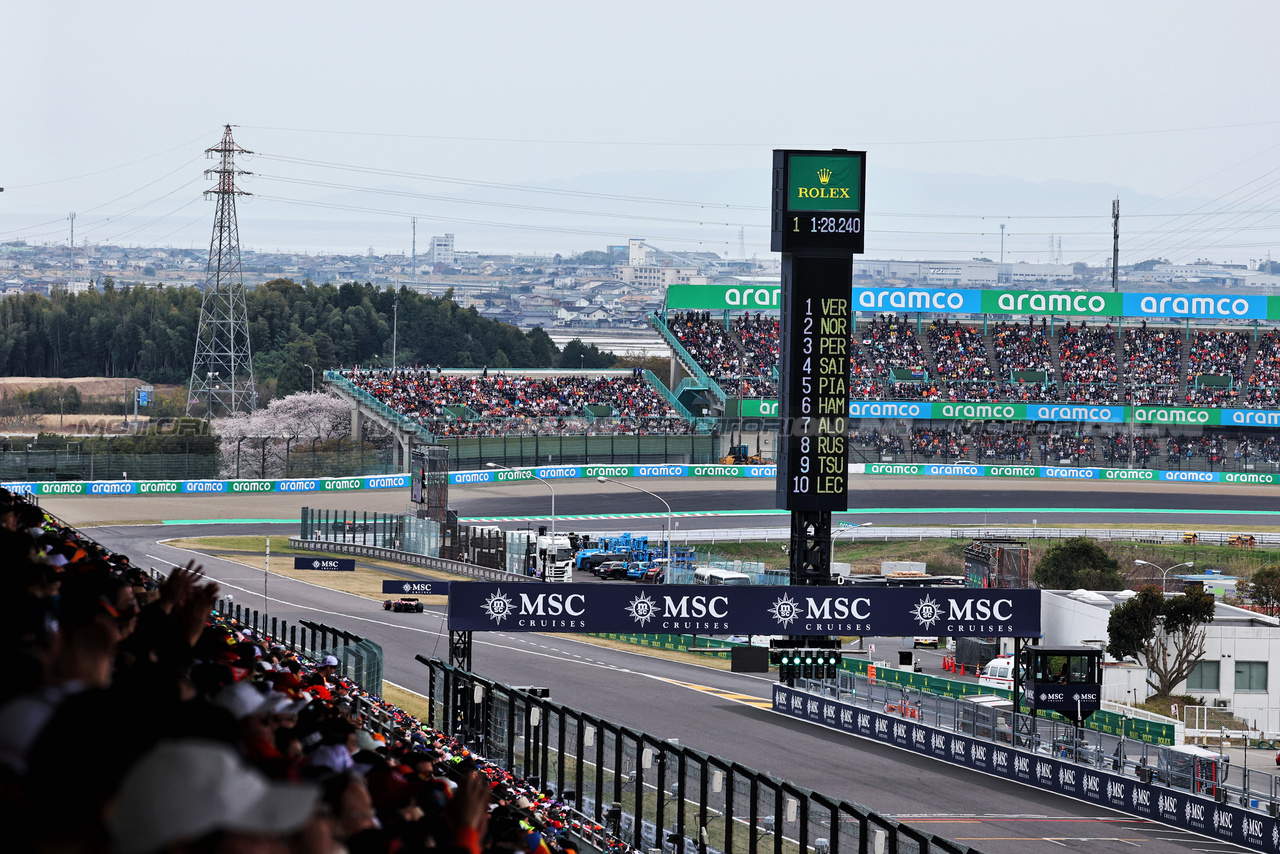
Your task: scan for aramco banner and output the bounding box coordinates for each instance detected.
[666,283,1280,321]
[447,582,1041,636]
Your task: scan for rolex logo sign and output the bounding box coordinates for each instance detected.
[787,153,862,211]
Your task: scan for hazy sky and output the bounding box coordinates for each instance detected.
[4,1,1279,262]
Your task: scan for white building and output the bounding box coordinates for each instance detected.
[427,234,455,266]
[1040,589,1280,735]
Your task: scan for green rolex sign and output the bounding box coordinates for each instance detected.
[787,154,863,212]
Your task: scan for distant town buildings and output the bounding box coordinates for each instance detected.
[3,232,1278,337]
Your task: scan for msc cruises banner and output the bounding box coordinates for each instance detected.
[447,582,1041,637]
[666,283,1280,322]
[771,685,1277,852]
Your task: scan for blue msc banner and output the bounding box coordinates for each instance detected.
[447,583,1041,636]
[293,557,355,572]
[771,685,1277,852]
[382,579,450,595]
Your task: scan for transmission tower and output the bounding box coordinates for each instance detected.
[187,125,258,417]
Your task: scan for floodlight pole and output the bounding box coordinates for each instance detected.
[597,476,671,565]
[1133,559,1194,593]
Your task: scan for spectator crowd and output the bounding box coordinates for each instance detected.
[1,492,624,854]
[345,369,693,435]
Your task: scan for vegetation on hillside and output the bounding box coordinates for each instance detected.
[0,279,617,394]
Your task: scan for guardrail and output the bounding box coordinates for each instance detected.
[288,536,534,583]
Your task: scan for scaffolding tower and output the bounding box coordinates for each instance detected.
[187,125,258,417]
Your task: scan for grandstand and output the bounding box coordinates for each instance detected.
[2,494,639,854]
[340,368,698,437]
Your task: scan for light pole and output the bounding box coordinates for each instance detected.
[391,293,399,371]
[489,464,556,576]
[1133,559,1194,593]
[303,363,315,393]
[597,476,672,566]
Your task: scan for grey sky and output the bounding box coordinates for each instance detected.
[4,1,1279,262]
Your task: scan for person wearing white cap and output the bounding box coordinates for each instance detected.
[213,682,294,762]
[108,740,320,854]
[316,655,340,685]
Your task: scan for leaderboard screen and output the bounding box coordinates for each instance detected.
[772,149,866,254]
[776,254,851,511]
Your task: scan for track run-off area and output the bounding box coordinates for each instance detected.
[42,475,1274,854]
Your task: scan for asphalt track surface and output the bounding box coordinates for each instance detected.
[48,478,1267,854]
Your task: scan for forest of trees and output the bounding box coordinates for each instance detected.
[0,279,617,397]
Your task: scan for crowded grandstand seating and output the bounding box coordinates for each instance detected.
[861,314,928,378]
[1057,322,1120,403]
[344,368,693,435]
[1248,330,1280,407]
[1122,325,1182,405]
[1,494,617,854]
[663,312,1280,409]
[732,312,779,376]
[1186,330,1250,407]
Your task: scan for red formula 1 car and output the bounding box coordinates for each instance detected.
[383,596,425,613]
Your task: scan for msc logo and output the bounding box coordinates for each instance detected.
[1107,780,1125,801]
[1158,794,1177,815]
[912,727,927,748]
[1058,768,1075,787]
[1132,788,1151,809]
[840,707,854,726]
[874,718,889,736]
[1082,774,1100,796]
[857,713,871,731]
[931,733,947,752]
[892,722,907,740]
[822,703,837,722]
[971,744,987,764]
[1213,809,1233,833]
[1035,761,1053,782]
[1013,755,1030,774]
[992,750,1008,772]
[950,739,966,760]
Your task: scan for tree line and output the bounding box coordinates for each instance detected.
[0,279,617,397]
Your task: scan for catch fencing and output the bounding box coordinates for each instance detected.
[211,599,383,697]
[414,656,977,854]
[777,674,1280,851]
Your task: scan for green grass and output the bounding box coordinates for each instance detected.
[705,536,1279,582]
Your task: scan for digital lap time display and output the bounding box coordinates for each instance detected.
[772,149,866,254]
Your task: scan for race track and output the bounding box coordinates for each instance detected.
[48,476,1266,854]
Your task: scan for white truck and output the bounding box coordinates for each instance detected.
[535,532,574,581]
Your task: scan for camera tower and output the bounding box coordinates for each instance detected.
[187,125,258,417]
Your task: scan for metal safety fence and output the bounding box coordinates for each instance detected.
[415,656,977,854]
[211,599,383,698]
[794,671,1280,814]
